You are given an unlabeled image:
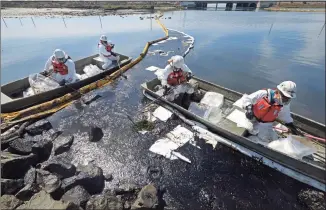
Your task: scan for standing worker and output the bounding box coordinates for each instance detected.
[44,49,78,86]
[98,35,119,70]
[242,81,303,140]
[160,55,194,108]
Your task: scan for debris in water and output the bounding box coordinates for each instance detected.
[133,120,155,132]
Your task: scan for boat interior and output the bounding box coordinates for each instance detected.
[1,54,130,103]
[143,77,326,169]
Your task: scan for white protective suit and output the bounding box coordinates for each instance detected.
[44,55,78,84]
[98,42,119,69]
[242,89,293,142]
[160,59,194,102]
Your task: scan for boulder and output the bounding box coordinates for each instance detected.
[41,155,76,179]
[115,183,140,195]
[1,152,37,179]
[61,176,79,192]
[16,190,80,210]
[24,167,36,186]
[53,135,74,155]
[76,163,104,194]
[62,185,90,208]
[1,179,24,195]
[15,184,39,201]
[85,195,123,210]
[131,184,158,210]
[42,129,62,141]
[88,126,103,142]
[25,119,52,136]
[298,189,325,210]
[104,173,113,182]
[36,169,61,194]
[32,139,53,162]
[0,195,23,210]
[8,138,34,155]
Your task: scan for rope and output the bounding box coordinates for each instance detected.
[1,15,169,130]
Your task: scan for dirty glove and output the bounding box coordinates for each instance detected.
[285,122,304,136]
[245,105,254,120]
[163,85,170,95]
[59,79,66,87]
[111,51,117,57]
[186,72,193,81]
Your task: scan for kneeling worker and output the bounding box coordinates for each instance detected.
[242,81,303,138]
[44,49,78,86]
[160,55,193,108]
[98,35,119,69]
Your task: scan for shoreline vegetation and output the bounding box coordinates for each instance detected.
[1,1,325,17]
[264,2,326,12]
[1,1,183,17]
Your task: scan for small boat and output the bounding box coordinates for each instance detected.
[141,77,326,191]
[1,53,132,113]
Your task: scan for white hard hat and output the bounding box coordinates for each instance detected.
[100,35,107,41]
[170,55,184,69]
[54,49,65,59]
[277,81,297,98]
[107,40,113,45]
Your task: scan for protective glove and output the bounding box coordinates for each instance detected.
[163,85,170,95]
[43,70,50,77]
[245,105,254,120]
[59,79,66,87]
[186,72,193,81]
[285,122,304,136]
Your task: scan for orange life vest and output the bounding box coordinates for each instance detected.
[51,58,68,75]
[253,89,283,123]
[167,69,187,86]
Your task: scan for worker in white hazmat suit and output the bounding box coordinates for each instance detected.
[242,81,303,141]
[44,49,79,86]
[98,35,119,70]
[160,55,194,107]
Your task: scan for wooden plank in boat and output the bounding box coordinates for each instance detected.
[1,92,13,104]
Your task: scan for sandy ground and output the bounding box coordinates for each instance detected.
[1,8,149,17]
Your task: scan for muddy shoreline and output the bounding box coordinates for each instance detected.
[1,8,160,18]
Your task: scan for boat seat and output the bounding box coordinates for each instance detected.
[1,92,13,104]
[217,107,247,136]
[92,56,105,69]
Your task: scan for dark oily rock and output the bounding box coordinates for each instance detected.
[115,183,140,195]
[8,138,35,155]
[85,195,123,210]
[1,179,24,195]
[0,195,23,210]
[104,173,113,182]
[16,190,80,210]
[53,135,74,155]
[41,155,76,179]
[1,152,37,179]
[24,167,36,186]
[62,185,90,208]
[298,189,325,210]
[88,126,104,142]
[76,163,104,194]
[131,184,158,209]
[25,119,52,136]
[32,139,53,162]
[124,201,131,210]
[15,184,39,201]
[42,129,62,141]
[61,176,79,192]
[36,169,61,194]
